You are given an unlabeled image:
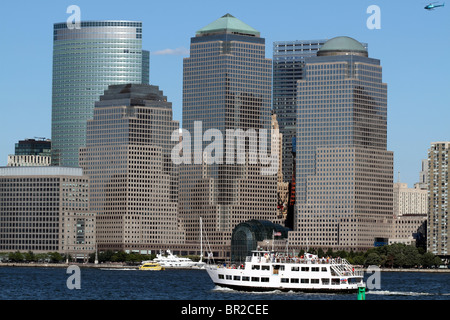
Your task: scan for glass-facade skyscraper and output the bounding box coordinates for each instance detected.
[289,36,393,252]
[52,21,149,167]
[180,14,278,259]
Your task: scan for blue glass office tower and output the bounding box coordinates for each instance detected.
[51,21,149,167]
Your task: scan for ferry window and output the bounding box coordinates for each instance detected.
[321,267,327,272]
[301,267,309,272]
[233,276,241,281]
[322,278,330,285]
[251,277,259,282]
[261,265,270,270]
[219,274,224,279]
[226,275,232,280]
[291,278,299,283]
[311,279,320,284]
[281,278,289,283]
[242,276,250,281]
[291,266,299,271]
[252,265,260,270]
[301,279,309,284]
[261,277,270,282]
[312,267,319,272]
[331,279,340,285]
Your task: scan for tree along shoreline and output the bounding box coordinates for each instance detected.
[0,243,447,270]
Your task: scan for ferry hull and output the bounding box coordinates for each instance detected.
[212,282,359,294]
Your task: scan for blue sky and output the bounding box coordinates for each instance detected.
[1,0,449,187]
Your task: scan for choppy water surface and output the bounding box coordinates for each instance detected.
[0,267,448,300]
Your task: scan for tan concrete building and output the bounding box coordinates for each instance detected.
[390,183,427,245]
[393,183,428,217]
[179,14,278,260]
[427,142,450,257]
[289,36,394,252]
[79,84,186,253]
[0,166,95,260]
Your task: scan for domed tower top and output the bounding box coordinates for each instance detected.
[317,36,368,57]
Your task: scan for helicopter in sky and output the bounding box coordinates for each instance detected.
[424,2,445,10]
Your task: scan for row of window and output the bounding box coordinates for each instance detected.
[218,274,344,285]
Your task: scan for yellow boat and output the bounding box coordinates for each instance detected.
[139,262,165,271]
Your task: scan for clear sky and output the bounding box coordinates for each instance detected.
[1,0,449,188]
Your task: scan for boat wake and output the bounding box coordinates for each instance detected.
[367,290,437,297]
[211,285,334,296]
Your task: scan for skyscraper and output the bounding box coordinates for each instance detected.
[52,21,150,167]
[272,40,367,183]
[179,14,278,259]
[289,36,393,252]
[273,40,327,183]
[427,142,450,257]
[79,84,185,252]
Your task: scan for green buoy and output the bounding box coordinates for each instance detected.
[357,284,366,300]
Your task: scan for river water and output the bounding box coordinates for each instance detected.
[0,266,448,301]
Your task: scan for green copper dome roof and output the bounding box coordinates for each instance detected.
[196,14,260,37]
[318,36,368,57]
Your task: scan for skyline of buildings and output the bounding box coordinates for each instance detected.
[0,14,447,260]
[51,21,150,167]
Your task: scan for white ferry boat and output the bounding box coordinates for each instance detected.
[206,250,364,293]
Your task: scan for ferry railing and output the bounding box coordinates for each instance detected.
[330,258,362,277]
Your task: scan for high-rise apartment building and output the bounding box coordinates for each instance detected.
[179,14,278,259]
[272,40,367,182]
[79,84,185,252]
[52,21,150,167]
[288,36,393,251]
[427,142,450,257]
[0,166,95,260]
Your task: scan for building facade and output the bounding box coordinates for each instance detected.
[179,14,278,259]
[273,40,327,183]
[79,84,185,252]
[7,138,52,167]
[52,21,150,167]
[427,142,450,257]
[391,182,427,245]
[272,40,367,183]
[289,36,393,252]
[0,167,95,260]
